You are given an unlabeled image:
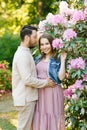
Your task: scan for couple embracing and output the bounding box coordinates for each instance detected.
[12,25,67,130]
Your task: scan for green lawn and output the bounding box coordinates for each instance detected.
[0,93,17,130]
[0,111,17,130]
[0,93,72,130]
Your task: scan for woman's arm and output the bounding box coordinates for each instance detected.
[58,52,67,81]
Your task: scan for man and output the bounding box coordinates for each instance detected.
[12,25,54,130]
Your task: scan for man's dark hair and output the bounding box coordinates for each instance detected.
[20,25,37,41]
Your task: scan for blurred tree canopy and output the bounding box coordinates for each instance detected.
[0,0,83,35]
[0,0,84,65]
[0,0,58,64]
[0,0,58,36]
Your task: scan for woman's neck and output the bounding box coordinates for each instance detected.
[43,54,52,62]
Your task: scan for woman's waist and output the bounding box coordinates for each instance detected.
[37,76,47,79]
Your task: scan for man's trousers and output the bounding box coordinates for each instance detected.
[16,101,36,130]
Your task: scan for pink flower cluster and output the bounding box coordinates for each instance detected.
[0,64,5,69]
[72,10,86,23]
[83,74,87,81]
[63,29,77,41]
[59,1,68,10]
[0,90,6,95]
[59,1,73,16]
[84,7,87,14]
[46,13,65,26]
[84,0,87,6]
[64,80,84,99]
[52,38,64,49]
[64,87,72,99]
[52,14,65,25]
[38,20,47,32]
[46,13,54,24]
[69,57,86,70]
[75,80,84,90]
[39,13,65,31]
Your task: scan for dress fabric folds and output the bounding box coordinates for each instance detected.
[33,61,65,130]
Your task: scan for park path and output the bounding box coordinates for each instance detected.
[0,93,15,113]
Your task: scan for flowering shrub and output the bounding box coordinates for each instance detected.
[64,56,87,129]
[38,1,87,129]
[0,61,12,94]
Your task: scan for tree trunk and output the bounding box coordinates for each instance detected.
[38,0,43,18]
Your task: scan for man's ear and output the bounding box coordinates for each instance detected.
[25,35,30,42]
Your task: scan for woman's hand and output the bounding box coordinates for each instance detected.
[60,52,67,61]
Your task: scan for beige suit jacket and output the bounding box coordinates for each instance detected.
[12,46,48,106]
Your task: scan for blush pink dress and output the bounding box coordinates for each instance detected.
[33,61,65,130]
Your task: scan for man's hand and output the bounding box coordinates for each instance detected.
[47,78,55,87]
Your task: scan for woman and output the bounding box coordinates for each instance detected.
[33,33,67,130]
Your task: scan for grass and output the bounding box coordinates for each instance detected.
[0,111,17,130]
[0,93,18,130]
[0,92,72,130]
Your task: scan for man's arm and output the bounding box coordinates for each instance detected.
[17,54,49,88]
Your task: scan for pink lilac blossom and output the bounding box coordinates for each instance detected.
[64,80,84,99]
[51,14,65,25]
[64,84,76,99]
[59,2,74,17]
[64,8,74,16]
[68,84,76,93]
[63,29,77,41]
[59,1,68,9]
[75,80,84,90]
[46,13,54,24]
[52,38,64,49]
[72,94,78,100]
[59,1,74,17]
[83,74,87,81]
[84,6,87,14]
[84,0,87,6]
[69,57,86,70]
[63,89,72,99]
[59,1,68,15]
[38,20,47,32]
[72,10,86,23]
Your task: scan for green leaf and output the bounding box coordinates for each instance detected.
[80,108,85,115]
[76,89,81,97]
[75,105,79,111]
[77,70,81,77]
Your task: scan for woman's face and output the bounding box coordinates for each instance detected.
[40,38,52,55]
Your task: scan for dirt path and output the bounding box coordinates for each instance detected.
[0,93,15,113]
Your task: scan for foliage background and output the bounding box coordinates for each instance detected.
[0,0,85,64]
[0,0,87,129]
[0,0,58,65]
[34,0,87,129]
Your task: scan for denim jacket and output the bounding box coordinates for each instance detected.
[35,55,61,85]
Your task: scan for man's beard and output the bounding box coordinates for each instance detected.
[29,38,37,49]
[29,46,35,49]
